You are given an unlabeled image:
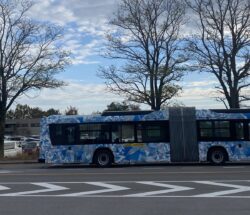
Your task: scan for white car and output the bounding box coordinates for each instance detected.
[4,140,22,157]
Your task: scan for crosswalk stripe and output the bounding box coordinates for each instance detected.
[124,181,194,197]
[0,170,13,174]
[0,185,10,191]
[0,183,69,196]
[58,182,130,197]
[0,181,249,198]
[193,181,250,197]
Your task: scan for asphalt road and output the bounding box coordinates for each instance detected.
[0,163,250,215]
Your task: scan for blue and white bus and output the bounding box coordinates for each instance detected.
[39,107,250,167]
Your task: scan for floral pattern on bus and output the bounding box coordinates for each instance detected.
[199,141,250,161]
[196,110,249,120]
[43,143,171,164]
[39,112,171,164]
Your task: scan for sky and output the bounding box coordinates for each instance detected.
[15,0,230,114]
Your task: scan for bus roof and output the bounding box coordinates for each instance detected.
[44,110,169,124]
[42,108,250,124]
[101,110,153,116]
[211,109,250,114]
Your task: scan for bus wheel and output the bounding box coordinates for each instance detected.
[94,150,113,168]
[208,148,227,165]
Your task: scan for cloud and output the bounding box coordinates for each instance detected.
[28,0,117,66]
[16,81,123,114]
[176,86,224,108]
[183,80,218,88]
[64,38,104,65]
[15,79,226,114]
[30,0,77,25]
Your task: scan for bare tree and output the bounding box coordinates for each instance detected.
[0,0,69,158]
[186,0,250,109]
[65,106,78,115]
[99,0,188,111]
[104,101,140,112]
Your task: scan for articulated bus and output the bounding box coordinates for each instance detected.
[39,107,250,167]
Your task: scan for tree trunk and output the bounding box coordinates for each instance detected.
[150,73,156,110]
[155,99,161,111]
[229,88,240,109]
[0,116,5,159]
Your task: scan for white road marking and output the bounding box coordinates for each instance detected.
[0,170,13,174]
[142,167,165,170]
[0,185,10,191]
[193,181,250,197]
[0,181,250,198]
[124,181,194,197]
[58,182,130,197]
[0,183,69,196]
[223,166,245,169]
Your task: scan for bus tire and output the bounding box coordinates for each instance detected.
[208,147,228,165]
[93,149,113,168]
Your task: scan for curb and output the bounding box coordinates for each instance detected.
[0,160,38,164]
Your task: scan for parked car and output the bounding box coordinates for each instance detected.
[4,135,24,141]
[22,141,39,155]
[4,140,22,157]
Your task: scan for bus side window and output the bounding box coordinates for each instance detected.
[65,126,76,145]
[49,124,64,145]
[248,123,250,140]
[79,124,110,144]
[199,121,213,139]
[111,124,121,143]
[137,122,169,143]
[111,124,135,143]
[235,122,244,140]
[214,121,230,138]
[122,124,135,143]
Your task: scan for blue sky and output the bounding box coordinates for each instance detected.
[16,0,230,114]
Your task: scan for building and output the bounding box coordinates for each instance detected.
[5,118,40,136]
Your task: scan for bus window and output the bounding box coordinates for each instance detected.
[49,124,64,145]
[199,120,230,140]
[65,126,77,145]
[121,124,135,143]
[50,124,78,145]
[199,121,213,138]
[214,121,230,138]
[137,122,169,142]
[248,123,250,140]
[111,124,135,143]
[79,124,110,144]
[111,124,120,143]
[235,122,244,140]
